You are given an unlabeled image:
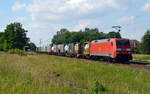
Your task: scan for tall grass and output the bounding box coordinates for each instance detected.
[133,54,150,62]
[0,53,149,94]
[8,49,27,56]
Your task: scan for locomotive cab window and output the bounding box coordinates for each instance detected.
[116,40,130,46]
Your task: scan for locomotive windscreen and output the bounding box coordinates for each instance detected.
[116,40,130,46]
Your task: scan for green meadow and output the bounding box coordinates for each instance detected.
[133,54,150,62]
[0,52,150,94]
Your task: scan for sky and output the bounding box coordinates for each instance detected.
[0,0,150,46]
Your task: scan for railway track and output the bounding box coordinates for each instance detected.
[39,53,150,71]
[124,61,150,71]
[99,60,150,71]
[70,56,150,71]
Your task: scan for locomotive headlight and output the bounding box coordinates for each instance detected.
[126,48,131,51]
[117,48,122,51]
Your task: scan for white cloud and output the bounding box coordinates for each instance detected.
[27,21,64,31]
[141,0,150,12]
[58,0,97,14]
[26,0,64,21]
[58,0,133,14]
[12,2,26,12]
[73,19,100,31]
[16,16,27,22]
[39,13,64,21]
[117,16,134,24]
[26,21,64,45]
[26,0,134,21]
[12,0,135,45]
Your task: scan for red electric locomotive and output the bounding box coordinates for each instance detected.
[90,38,132,62]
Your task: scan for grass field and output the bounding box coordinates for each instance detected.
[0,52,150,94]
[133,54,150,62]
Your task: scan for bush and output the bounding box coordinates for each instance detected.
[132,47,140,54]
[92,79,105,94]
[8,49,27,56]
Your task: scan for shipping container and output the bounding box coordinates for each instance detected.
[68,43,75,54]
[57,44,65,53]
[65,44,69,53]
[46,46,52,53]
[52,44,58,53]
[83,42,90,55]
[74,43,83,57]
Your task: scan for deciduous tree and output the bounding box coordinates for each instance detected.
[1,22,29,51]
[140,30,150,54]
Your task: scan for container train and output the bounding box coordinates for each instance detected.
[37,38,132,62]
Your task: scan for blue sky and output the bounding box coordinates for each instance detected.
[0,0,150,46]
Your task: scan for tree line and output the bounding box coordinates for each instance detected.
[0,22,36,51]
[138,30,150,54]
[52,28,121,44]
[129,30,150,54]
